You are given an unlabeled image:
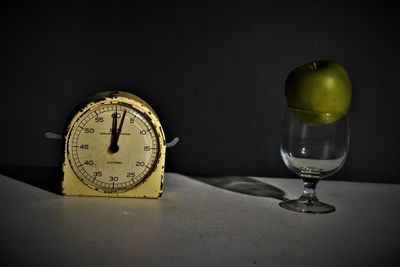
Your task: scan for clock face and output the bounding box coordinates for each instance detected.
[67,102,160,193]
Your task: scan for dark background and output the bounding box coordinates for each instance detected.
[1,1,399,183]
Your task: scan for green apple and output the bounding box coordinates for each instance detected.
[285,59,352,125]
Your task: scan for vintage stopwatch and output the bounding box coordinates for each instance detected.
[62,91,166,198]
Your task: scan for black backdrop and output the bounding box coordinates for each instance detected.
[1,1,399,183]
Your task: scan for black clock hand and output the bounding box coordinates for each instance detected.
[109,108,119,153]
[109,109,127,153]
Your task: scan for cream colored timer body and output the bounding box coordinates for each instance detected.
[62,91,166,198]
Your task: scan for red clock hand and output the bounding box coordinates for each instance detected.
[114,109,127,147]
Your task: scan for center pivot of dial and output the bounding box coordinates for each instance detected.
[109,144,119,153]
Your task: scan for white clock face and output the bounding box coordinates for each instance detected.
[67,103,160,193]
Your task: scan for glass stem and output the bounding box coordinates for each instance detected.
[299,178,319,204]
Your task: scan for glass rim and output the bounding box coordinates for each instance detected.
[288,108,348,117]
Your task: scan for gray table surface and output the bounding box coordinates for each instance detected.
[1,172,399,266]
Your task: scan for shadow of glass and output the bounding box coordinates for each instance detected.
[0,165,288,200]
[0,164,62,195]
[192,176,288,201]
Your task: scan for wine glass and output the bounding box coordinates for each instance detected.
[279,109,349,214]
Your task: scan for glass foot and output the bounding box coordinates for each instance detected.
[279,198,336,214]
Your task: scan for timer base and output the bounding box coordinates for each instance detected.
[62,161,164,198]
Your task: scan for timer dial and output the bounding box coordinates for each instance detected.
[62,91,166,198]
[68,104,159,193]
